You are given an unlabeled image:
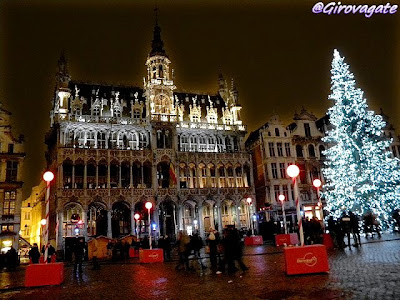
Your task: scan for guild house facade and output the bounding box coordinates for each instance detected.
[45,20,255,253]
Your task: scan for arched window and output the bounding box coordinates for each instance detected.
[190,135,198,152]
[158,65,164,78]
[180,135,189,151]
[308,144,315,157]
[225,136,232,152]
[296,145,303,158]
[275,128,280,136]
[208,136,216,152]
[216,136,224,152]
[97,131,106,149]
[199,136,207,152]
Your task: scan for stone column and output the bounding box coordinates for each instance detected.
[177,204,183,231]
[107,161,111,188]
[83,164,87,189]
[96,164,99,188]
[130,208,135,235]
[130,162,133,188]
[118,163,122,188]
[107,210,112,238]
[235,203,241,228]
[59,164,63,189]
[72,164,75,188]
[154,206,160,239]
[197,203,204,238]
[57,211,64,251]
[216,199,223,233]
[82,209,88,241]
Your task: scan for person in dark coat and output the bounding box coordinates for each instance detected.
[28,243,40,264]
[47,243,56,263]
[7,246,18,271]
[163,235,172,261]
[73,238,85,273]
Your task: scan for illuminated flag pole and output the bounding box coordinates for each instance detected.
[287,165,304,246]
[43,171,55,263]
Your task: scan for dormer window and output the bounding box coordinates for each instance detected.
[114,107,121,118]
[93,106,100,116]
[133,109,141,119]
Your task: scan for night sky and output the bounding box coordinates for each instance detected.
[0,0,398,197]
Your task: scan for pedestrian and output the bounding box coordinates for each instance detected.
[175,231,191,271]
[164,235,172,261]
[340,212,352,249]
[28,243,40,264]
[73,238,85,273]
[91,238,100,270]
[232,227,249,272]
[350,211,361,247]
[207,228,218,271]
[47,243,56,263]
[190,232,206,270]
[6,246,18,271]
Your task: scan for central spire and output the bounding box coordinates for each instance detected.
[150,7,166,57]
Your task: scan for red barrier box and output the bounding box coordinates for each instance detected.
[289,233,299,245]
[244,235,263,246]
[275,234,291,246]
[284,244,329,275]
[25,262,64,287]
[323,233,334,249]
[139,249,164,263]
[129,248,139,258]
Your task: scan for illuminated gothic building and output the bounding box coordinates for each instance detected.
[45,21,255,252]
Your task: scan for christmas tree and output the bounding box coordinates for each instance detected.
[323,49,400,228]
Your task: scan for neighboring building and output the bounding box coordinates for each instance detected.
[247,107,400,227]
[20,181,46,248]
[0,103,25,253]
[246,109,326,226]
[45,20,255,255]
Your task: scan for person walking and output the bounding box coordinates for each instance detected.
[164,235,172,261]
[340,212,352,249]
[28,243,40,264]
[207,228,218,271]
[350,211,361,247]
[73,238,85,273]
[175,231,191,271]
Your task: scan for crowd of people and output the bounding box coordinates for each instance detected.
[175,225,248,275]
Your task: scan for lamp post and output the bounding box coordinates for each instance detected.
[43,171,54,263]
[246,197,254,235]
[313,178,322,216]
[287,165,304,246]
[278,194,287,234]
[134,213,140,240]
[145,202,153,249]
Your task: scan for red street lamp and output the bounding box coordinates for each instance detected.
[145,202,153,249]
[313,179,323,220]
[134,213,140,240]
[286,164,304,246]
[42,171,54,263]
[278,194,287,234]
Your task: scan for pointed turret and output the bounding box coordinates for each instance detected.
[230,78,238,105]
[56,51,71,90]
[149,8,166,57]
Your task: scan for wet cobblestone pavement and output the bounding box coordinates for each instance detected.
[1,234,400,300]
